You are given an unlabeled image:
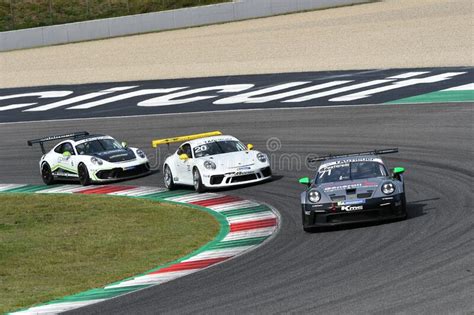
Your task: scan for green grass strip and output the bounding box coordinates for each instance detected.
[139,190,192,199]
[209,236,269,250]
[386,90,474,104]
[4,185,274,313]
[6,185,231,311]
[1,188,224,313]
[4,184,58,193]
[221,205,272,217]
[44,285,149,304]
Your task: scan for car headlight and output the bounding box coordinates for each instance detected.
[136,149,146,159]
[308,190,321,203]
[204,160,216,170]
[90,156,103,165]
[382,182,395,195]
[257,153,267,163]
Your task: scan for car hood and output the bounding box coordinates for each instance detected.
[317,178,386,197]
[93,148,136,162]
[198,151,260,170]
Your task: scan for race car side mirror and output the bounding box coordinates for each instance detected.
[391,167,405,180]
[179,153,189,160]
[247,144,254,150]
[393,167,405,174]
[299,177,311,186]
[121,141,128,148]
[63,151,71,158]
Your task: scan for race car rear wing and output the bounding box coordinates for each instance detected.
[307,148,399,163]
[151,131,222,148]
[27,131,90,154]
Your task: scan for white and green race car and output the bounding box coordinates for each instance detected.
[28,131,150,185]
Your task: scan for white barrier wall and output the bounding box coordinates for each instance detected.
[0,0,370,52]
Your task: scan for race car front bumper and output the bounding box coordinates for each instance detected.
[92,162,151,182]
[302,194,406,228]
[203,167,272,188]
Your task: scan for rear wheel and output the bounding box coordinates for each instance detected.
[193,168,205,193]
[78,163,91,186]
[41,163,55,185]
[164,165,176,190]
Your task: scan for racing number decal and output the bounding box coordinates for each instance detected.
[194,145,207,153]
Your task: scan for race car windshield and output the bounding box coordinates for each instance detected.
[76,139,123,155]
[193,141,246,158]
[316,161,387,184]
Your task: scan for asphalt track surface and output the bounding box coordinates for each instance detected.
[1,102,472,313]
[0,67,472,123]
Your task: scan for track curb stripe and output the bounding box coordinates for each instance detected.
[2,184,279,314]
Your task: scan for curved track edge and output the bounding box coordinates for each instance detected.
[0,184,280,314]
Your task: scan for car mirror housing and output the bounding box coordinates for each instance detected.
[121,141,128,148]
[393,167,405,174]
[247,143,254,150]
[179,153,189,160]
[299,177,311,186]
[63,151,71,158]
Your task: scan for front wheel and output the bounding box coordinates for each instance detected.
[401,194,408,219]
[41,163,55,185]
[164,165,176,190]
[193,168,206,193]
[78,163,91,186]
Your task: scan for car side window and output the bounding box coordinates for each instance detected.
[182,144,192,158]
[54,142,75,155]
[54,144,63,154]
[177,144,192,158]
[63,142,75,155]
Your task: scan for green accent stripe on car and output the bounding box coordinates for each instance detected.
[51,164,78,174]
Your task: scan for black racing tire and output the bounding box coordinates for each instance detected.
[41,163,55,185]
[78,163,91,186]
[193,168,206,193]
[164,165,176,190]
[401,194,408,219]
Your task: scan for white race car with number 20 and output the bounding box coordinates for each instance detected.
[152,131,272,192]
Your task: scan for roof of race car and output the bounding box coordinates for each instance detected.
[318,155,384,171]
[185,135,239,147]
[55,134,112,146]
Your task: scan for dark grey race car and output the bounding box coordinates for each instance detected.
[299,149,406,232]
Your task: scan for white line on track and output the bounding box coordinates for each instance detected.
[12,299,107,315]
[2,101,466,127]
[223,227,276,241]
[166,193,221,203]
[208,200,261,212]
[107,186,166,196]
[0,184,27,191]
[105,270,201,289]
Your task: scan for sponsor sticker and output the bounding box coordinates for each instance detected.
[238,166,252,171]
[337,199,365,206]
[324,183,362,192]
[234,171,254,176]
[341,205,363,211]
